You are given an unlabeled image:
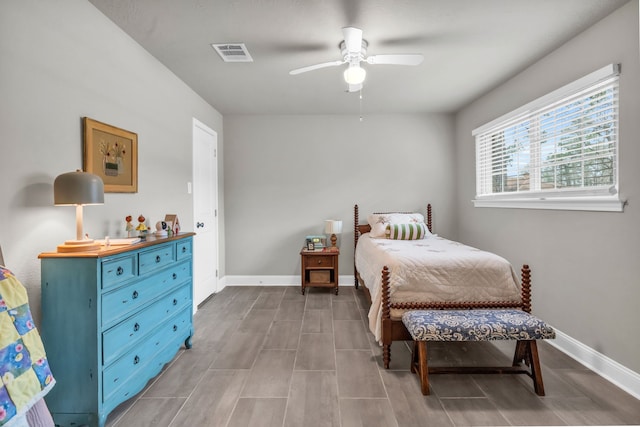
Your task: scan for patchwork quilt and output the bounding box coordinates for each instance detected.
[0,267,55,426]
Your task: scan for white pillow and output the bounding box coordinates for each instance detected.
[389,213,425,226]
[367,213,394,238]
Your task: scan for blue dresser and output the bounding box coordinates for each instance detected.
[39,233,194,427]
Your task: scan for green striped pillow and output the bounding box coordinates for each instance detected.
[388,223,427,240]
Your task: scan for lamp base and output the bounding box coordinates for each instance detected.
[57,239,101,253]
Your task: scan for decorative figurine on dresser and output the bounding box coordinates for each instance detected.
[39,232,195,427]
[125,215,134,237]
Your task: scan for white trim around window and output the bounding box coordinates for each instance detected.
[472,64,625,212]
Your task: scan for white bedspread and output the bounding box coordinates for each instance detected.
[355,233,522,342]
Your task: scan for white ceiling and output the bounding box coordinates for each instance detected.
[88,0,628,115]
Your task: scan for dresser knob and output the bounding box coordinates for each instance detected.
[173,299,178,306]
[133,355,140,365]
[182,246,187,253]
[116,266,123,275]
[173,325,178,332]
[155,255,161,263]
[132,291,139,299]
[317,260,322,265]
[172,273,177,280]
[133,323,140,332]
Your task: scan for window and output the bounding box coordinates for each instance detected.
[473,64,624,212]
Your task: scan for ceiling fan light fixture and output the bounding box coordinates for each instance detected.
[344,66,366,85]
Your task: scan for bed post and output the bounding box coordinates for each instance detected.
[521,264,531,313]
[426,204,432,233]
[354,204,359,289]
[381,266,392,369]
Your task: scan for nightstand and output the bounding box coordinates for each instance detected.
[300,248,339,295]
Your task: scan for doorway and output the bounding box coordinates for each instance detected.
[192,118,218,310]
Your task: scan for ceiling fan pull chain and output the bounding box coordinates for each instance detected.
[359,89,364,122]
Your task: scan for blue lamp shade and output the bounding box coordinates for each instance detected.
[54,170,104,252]
[54,170,104,205]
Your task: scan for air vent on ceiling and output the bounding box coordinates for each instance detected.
[211,43,253,62]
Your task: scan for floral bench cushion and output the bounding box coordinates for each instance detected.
[401,309,555,342]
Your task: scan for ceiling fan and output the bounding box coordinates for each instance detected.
[289,27,424,92]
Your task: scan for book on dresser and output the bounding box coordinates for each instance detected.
[39,233,195,427]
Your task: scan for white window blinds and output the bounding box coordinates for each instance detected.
[473,64,623,211]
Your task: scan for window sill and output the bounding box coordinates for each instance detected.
[472,196,625,212]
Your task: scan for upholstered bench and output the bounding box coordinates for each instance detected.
[401,309,555,396]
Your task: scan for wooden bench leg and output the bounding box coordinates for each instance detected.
[528,341,545,396]
[513,340,545,396]
[513,340,528,366]
[414,341,429,395]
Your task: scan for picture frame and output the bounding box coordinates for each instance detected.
[83,117,138,193]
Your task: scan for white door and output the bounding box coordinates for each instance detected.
[192,118,218,310]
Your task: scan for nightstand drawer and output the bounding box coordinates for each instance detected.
[139,244,175,275]
[305,255,334,268]
[102,255,136,290]
[309,270,331,283]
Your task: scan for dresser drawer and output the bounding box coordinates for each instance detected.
[102,255,136,290]
[139,244,175,275]
[176,240,192,260]
[304,255,334,268]
[103,308,191,401]
[102,284,191,365]
[102,260,191,327]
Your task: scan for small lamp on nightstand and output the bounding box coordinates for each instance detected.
[324,219,342,251]
[54,170,104,252]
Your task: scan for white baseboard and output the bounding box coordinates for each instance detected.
[218,275,640,400]
[217,276,227,292]
[546,328,640,400]
[223,274,353,286]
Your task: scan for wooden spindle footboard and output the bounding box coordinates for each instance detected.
[379,264,532,368]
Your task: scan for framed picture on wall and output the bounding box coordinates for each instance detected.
[83,117,138,193]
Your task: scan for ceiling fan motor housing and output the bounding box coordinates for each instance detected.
[340,39,367,65]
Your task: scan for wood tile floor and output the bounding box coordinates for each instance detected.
[105,285,640,426]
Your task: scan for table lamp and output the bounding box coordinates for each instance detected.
[54,170,104,252]
[324,219,342,251]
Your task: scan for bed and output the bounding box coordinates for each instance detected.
[353,204,532,369]
[0,246,55,427]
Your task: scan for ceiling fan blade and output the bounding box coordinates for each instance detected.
[366,54,424,66]
[289,60,345,75]
[342,27,363,53]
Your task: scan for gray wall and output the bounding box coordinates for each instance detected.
[223,114,455,277]
[0,1,223,323]
[455,1,640,372]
